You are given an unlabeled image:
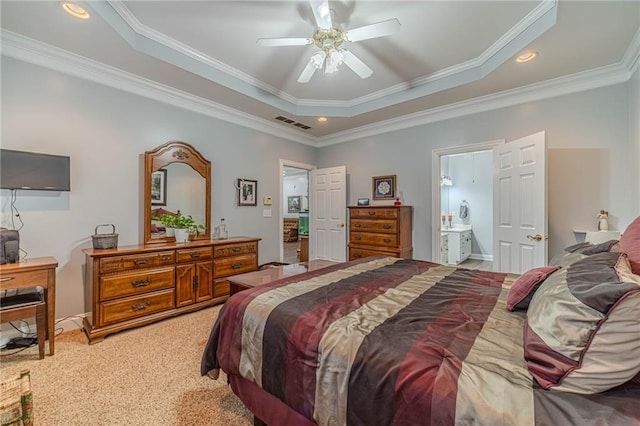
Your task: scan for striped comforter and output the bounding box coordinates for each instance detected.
[201,257,640,425]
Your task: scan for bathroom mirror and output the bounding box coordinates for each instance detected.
[144,141,211,245]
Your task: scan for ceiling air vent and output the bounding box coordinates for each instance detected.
[274,115,312,131]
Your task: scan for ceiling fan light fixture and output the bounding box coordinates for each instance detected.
[325,48,344,73]
[311,51,325,69]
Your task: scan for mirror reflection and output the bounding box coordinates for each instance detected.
[150,163,206,238]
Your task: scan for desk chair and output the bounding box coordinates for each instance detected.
[0,288,46,359]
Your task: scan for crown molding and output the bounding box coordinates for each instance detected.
[1,23,637,149]
[0,30,316,147]
[315,61,633,147]
[93,0,557,118]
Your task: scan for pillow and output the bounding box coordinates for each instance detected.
[506,265,559,311]
[524,252,640,394]
[549,240,620,269]
[620,216,640,274]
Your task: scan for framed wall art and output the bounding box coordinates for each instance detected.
[238,179,257,206]
[372,175,396,200]
[151,169,167,206]
[288,195,301,213]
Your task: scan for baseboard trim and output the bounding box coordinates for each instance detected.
[469,254,494,261]
[0,313,89,348]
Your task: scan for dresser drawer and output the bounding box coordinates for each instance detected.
[99,251,175,273]
[0,270,48,288]
[214,254,257,278]
[176,247,213,263]
[214,241,258,258]
[350,219,397,233]
[349,208,398,219]
[349,247,398,261]
[99,267,175,301]
[100,289,175,326]
[350,232,398,248]
[213,278,230,298]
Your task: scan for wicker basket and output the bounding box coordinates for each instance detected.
[92,224,118,249]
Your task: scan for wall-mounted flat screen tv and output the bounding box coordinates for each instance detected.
[0,149,71,191]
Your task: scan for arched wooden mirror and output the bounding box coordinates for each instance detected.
[144,141,211,245]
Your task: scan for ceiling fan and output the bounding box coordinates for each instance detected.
[257,0,401,83]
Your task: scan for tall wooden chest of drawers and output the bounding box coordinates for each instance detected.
[83,236,260,343]
[348,206,413,260]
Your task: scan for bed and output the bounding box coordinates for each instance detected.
[201,233,640,425]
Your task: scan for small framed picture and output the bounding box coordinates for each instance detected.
[372,175,396,200]
[151,169,167,206]
[238,179,257,206]
[287,195,301,213]
[357,198,370,206]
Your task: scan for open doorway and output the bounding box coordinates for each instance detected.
[280,160,314,264]
[431,140,504,271]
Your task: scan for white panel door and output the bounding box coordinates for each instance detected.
[310,166,347,262]
[493,131,547,273]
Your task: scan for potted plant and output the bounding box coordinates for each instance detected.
[172,214,205,243]
[156,213,178,237]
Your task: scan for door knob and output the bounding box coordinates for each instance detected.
[526,234,543,241]
[339,223,345,228]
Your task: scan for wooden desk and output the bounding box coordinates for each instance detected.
[229,260,338,295]
[0,257,58,356]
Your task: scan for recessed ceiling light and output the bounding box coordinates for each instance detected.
[62,2,90,19]
[317,117,328,123]
[516,51,537,63]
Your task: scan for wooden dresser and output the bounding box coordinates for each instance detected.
[82,236,259,343]
[348,206,413,260]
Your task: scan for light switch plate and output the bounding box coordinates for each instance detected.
[263,209,272,217]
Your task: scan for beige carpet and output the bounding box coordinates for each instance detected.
[0,306,253,425]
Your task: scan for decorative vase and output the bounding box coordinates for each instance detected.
[174,228,190,243]
[165,227,175,237]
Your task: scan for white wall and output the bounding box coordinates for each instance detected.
[0,57,316,322]
[631,67,640,213]
[317,83,638,262]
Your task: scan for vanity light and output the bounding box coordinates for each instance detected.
[62,2,90,19]
[317,117,328,123]
[516,51,537,63]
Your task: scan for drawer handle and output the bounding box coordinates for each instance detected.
[232,247,242,252]
[190,252,201,258]
[354,236,362,241]
[134,258,149,265]
[354,254,362,258]
[383,224,392,229]
[231,263,243,269]
[131,279,150,288]
[354,223,362,228]
[216,250,225,256]
[0,277,15,282]
[368,211,376,216]
[160,255,172,261]
[383,239,391,243]
[131,301,150,311]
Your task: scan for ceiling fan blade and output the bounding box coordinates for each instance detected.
[297,58,319,83]
[342,50,373,79]
[345,18,401,42]
[257,38,311,47]
[310,0,333,29]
